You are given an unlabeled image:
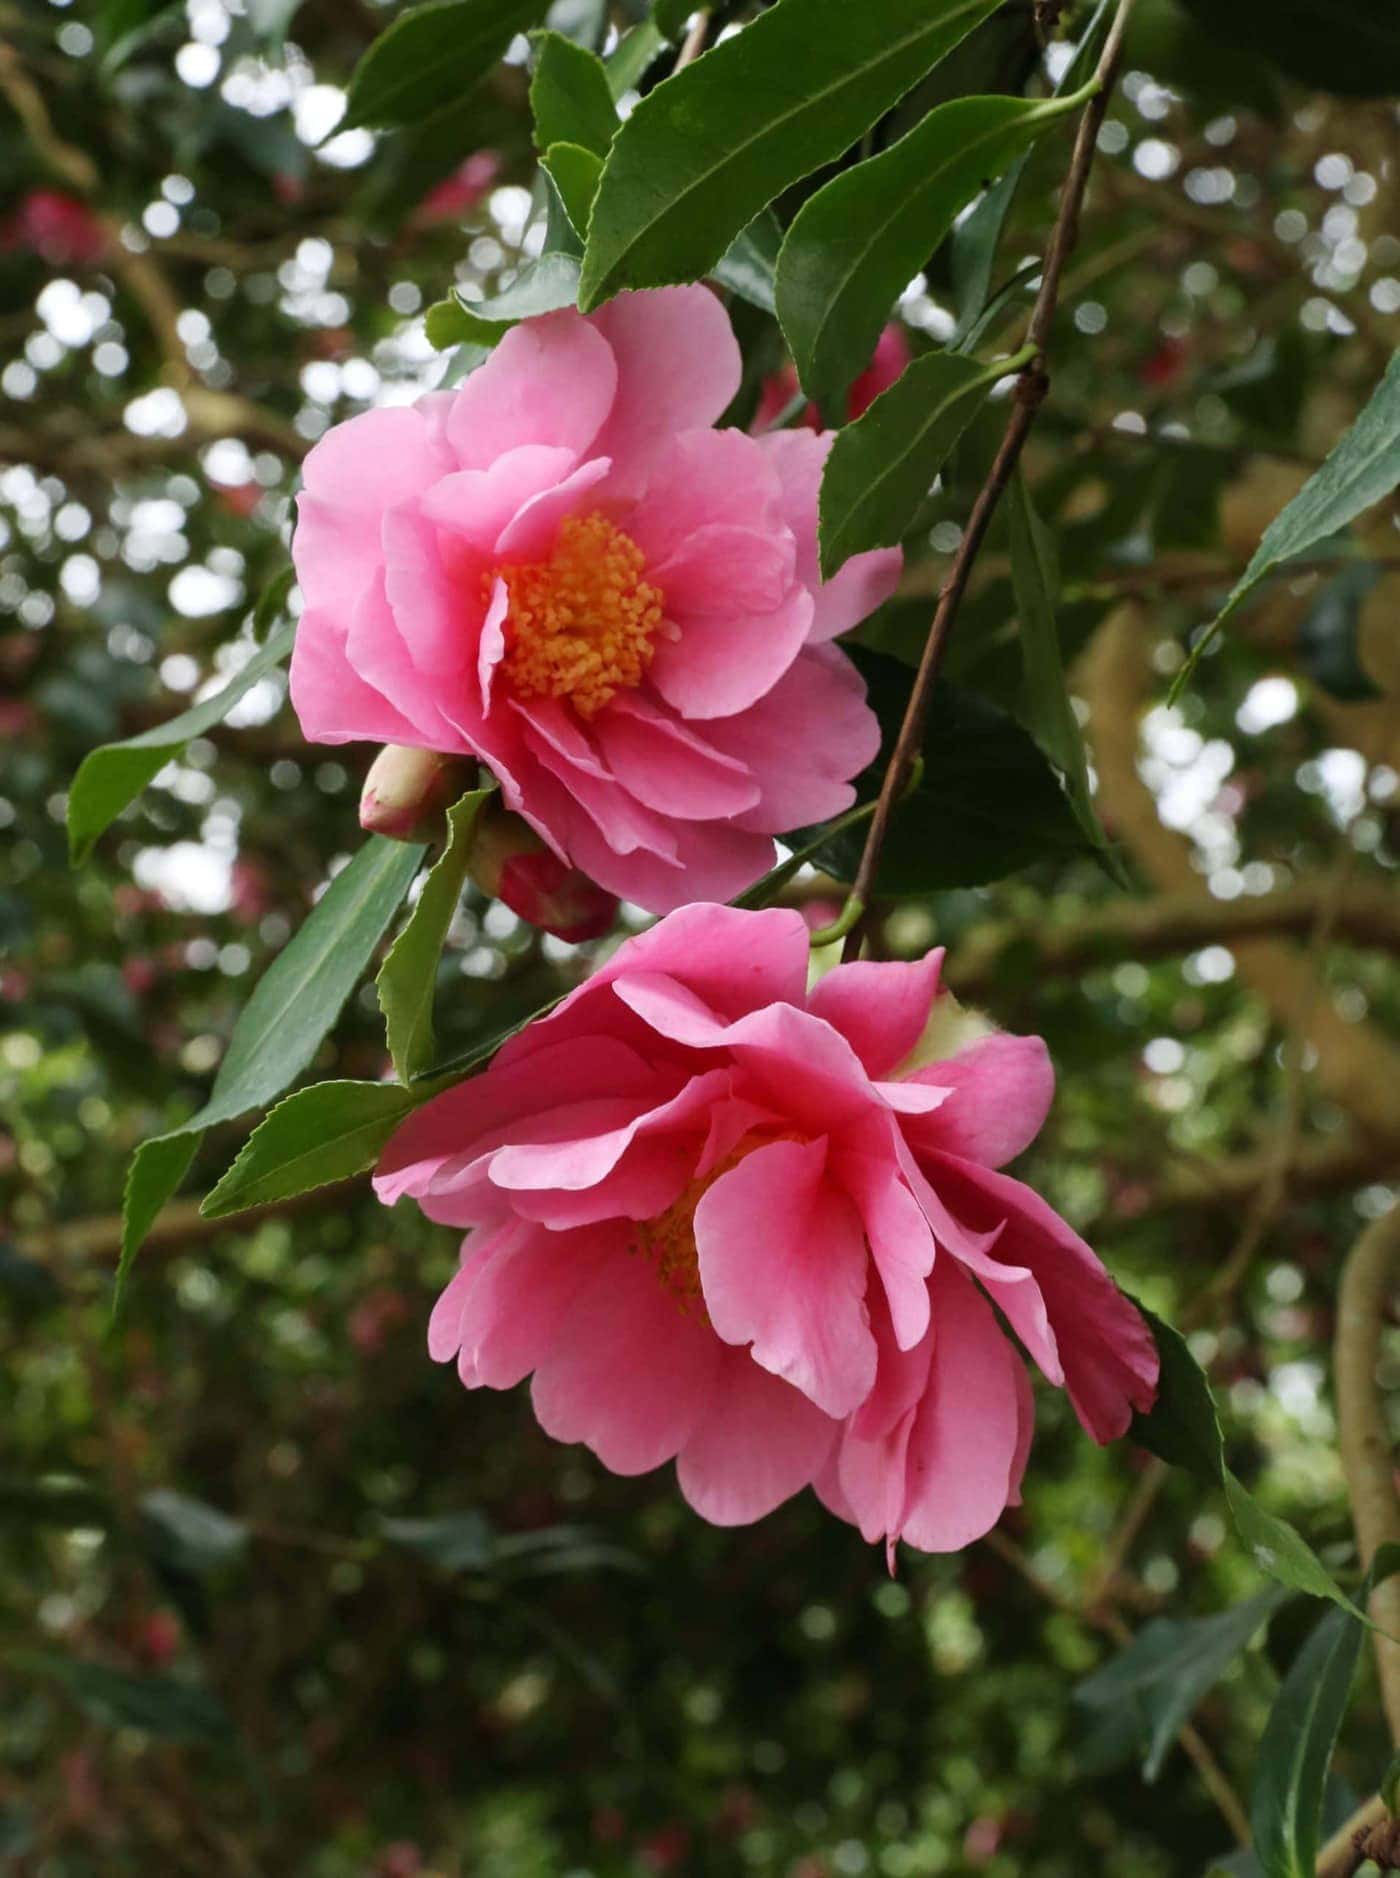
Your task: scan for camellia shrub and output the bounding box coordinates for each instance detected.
[4,0,1400,1872]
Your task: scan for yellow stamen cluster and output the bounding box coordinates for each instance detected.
[632,1130,804,1316]
[492,511,665,719]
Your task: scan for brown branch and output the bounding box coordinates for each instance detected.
[945,879,1400,1001]
[1336,1204,1400,1744]
[1103,1130,1400,1229]
[841,0,1136,959]
[15,1182,355,1271]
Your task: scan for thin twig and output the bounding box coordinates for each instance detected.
[674,7,711,72]
[1336,1204,1400,1744]
[840,0,1136,960]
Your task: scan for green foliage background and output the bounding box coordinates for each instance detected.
[2,0,1399,1872]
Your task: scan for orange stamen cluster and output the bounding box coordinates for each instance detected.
[632,1130,804,1316]
[491,511,665,719]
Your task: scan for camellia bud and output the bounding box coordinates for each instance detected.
[467,800,618,943]
[359,745,474,843]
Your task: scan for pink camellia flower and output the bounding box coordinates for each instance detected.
[376,905,1158,1550]
[753,321,912,434]
[414,150,502,226]
[2,189,108,268]
[289,288,899,913]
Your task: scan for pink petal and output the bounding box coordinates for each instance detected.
[837,1150,935,1351]
[928,1154,1159,1440]
[756,427,902,640]
[417,444,579,554]
[288,606,423,748]
[627,427,786,567]
[478,577,508,713]
[695,1136,875,1418]
[649,587,814,721]
[892,1134,1062,1386]
[520,715,682,863]
[678,1351,839,1526]
[381,502,483,683]
[807,952,944,1078]
[489,904,811,1077]
[593,696,761,822]
[886,1261,1030,1552]
[587,286,742,484]
[445,309,617,470]
[375,1034,665,1204]
[651,523,796,620]
[530,1244,721,1474]
[487,1067,731,1196]
[903,1033,1055,1168]
[493,455,614,561]
[559,811,774,913]
[611,976,882,1134]
[703,644,880,835]
[296,404,453,615]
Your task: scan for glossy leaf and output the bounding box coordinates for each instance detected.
[192,837,424,1133]
[713,211,783,316]
[118,839,422,1292]
[799,651,1089,894]
[425,253,581,349]
[68,622,294,864]
[342,0,549,131]
[542,141,603,237]
[115,1132,199,1313]
[1008,470,1112,856]
[818,348,1010,579]
[140,1489,249,1572]
[14,1653,232,1743]
[777,89,1082,400]
[1076,1587,1290,1782]
[377,788,492,1081]
[1132,1310,1366,1617]
[1174,349,1400,698]
[200,1081,421,1219]
[530,29,617,157]
[1249,1553,1400,1878]
[604,18,666,96]
[579,0,1003,310]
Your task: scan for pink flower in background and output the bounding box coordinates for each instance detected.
[290,288,899,912]
[414,150,502,225]
[752,321,912,434]
[376,905,1158,1550]
[2,190,107,268]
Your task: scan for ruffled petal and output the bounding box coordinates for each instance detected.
[678,1351,839,1526]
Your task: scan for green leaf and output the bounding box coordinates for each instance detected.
[818,348,1013,579]
[712,211,783,316]
[427,253,582,349]
[13,1653,232,1743]
[1173,350,1400,699]
[1297,563,1383,702]
[68,622,294,864]
[580,0,1003,311]
[382,1511,496,1573]
[1132,1309,1368,1619]
[1008,470,1114,858]
[1076,1587,1290,1783]
[604,18,666,96]
[798,651,1090,894]
[118,839,422,1293]
[530,28,617,158]
[193,839,425,1133]
[542,141,603,238]
[200,1081,420,1219]
[1249,1554,1400,1878]
[377,788,492,1081]
[115,1132,200,1313]
[140,1490,248,1572]
[250,562,296,643]
[651,0,695,38]
[342,0,549,131]
[777,88,1081,401]
[1178,0,1400,99]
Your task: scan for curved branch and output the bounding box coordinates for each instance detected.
[1336,1204,1400,1744]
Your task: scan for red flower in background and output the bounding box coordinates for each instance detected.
[2,190,108,268]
